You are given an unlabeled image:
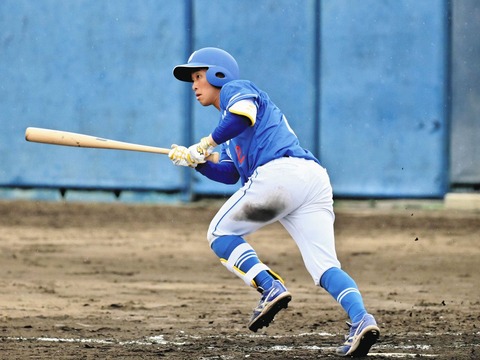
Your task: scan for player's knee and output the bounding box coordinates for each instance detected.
[207,230,217,246]
[210,235,243,257]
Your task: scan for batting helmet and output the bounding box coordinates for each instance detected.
[173,47,240,87]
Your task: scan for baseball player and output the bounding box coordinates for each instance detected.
[168,47,380,357]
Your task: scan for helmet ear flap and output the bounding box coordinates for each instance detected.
[206,66,233,87]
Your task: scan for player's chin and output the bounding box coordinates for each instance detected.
[197,98,210,107]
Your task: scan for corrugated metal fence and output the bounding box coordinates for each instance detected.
[0,0,478,201]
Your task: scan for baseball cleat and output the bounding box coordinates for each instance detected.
[248,280,292,332]
[336,313,380,357]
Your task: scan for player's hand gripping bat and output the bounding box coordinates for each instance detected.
[25,127,219,163]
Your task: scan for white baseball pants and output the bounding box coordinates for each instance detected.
[207,157,341,285]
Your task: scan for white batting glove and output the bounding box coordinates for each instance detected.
[188,136,216,164]
[168,144,197,168]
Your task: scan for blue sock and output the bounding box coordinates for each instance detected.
[211,235,274,290]
[254,271,274,290]
[320,267,367,323]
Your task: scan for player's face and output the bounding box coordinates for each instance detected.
[191,69,220,109]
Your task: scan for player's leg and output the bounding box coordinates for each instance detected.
[210,234,282,290]
[278,159,379,356]
[207,174,289,291]
[210,234,292,332]
[280,205,370,324]
[207,164,295,331]
[321,269,380,357]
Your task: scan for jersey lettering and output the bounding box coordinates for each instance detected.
[235,145,246,164]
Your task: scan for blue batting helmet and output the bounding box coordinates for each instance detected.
[173,47,240,87]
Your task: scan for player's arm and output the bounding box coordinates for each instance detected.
[169,109,252,169]
[196,149,240,184]
[188,99,257,163]
[211,99,257,144]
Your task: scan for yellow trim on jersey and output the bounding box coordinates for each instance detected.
[228,99,257,126]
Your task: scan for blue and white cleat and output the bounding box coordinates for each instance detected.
[248,280,292,332]
[336,313,380,357]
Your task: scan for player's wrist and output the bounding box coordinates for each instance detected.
[200,135,217,154]
[189,135,216,163]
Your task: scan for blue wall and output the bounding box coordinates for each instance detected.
[1,0,189,192]
[320,0,449,197]
[0,0,457,199]
[450,0,480,185]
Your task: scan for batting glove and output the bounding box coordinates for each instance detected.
[168,144,197,168]
[188,136,216,164]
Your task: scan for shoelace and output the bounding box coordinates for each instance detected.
[253,294,269,311]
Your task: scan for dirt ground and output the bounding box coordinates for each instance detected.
[0,198,478,359]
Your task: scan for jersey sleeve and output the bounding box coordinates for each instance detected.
[211,112,250,144]
[228,99,257,126]
[194,148,240,185]
[221,81,260,126]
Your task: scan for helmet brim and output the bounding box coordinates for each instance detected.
[173,63,209,82]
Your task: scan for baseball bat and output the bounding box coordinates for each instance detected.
[25,127,219,163]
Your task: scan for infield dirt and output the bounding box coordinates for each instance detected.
[0,199,478,359]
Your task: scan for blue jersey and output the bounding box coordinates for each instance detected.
[217,80,319,184]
